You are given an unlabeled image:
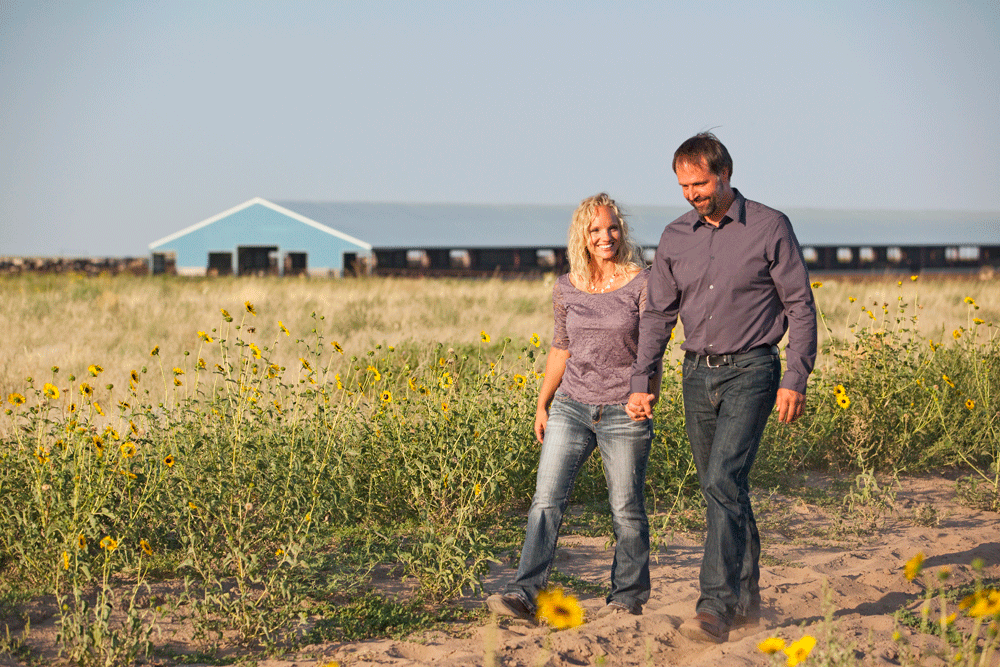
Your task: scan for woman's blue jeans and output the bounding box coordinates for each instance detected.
[505,393,653,613]
[682,350,780,622]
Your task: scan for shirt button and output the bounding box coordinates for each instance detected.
[709,315,713,320]
[709,285,714,289]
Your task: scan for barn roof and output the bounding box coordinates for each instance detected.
[275,200,999,248]
[150,198,999,252]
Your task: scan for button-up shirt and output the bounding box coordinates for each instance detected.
[629,189,817,395]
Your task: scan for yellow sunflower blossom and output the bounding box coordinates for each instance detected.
[965,399,975,410]
[910,275,918,281]
[88,364,103,377]
[35,446,50,464]
[953,329,962,340]
[130,369,140,384]
[196,357,206,369]
[198,331,213,342]
[245,300,256,315]
[172,367,184,376]
[438,357,447,367]
[99,536,118,552]
[757,637,786,654]
[120,442,136,458]
[78,534,87,549]
[964,296,976,305]
[249,343,262,359]
[221,308,232,322]
[904,552,924,581]
[335,373,344,390]
[331,341,344,354]
[94,402,104,416]
[163,454,175,468]
[8,393,26,406]
[848,296,857,303]
[811,281,822,288]
[834,384,845,396]
[837,394,850,409]
[974,317,984,325]
[188,501,197,511]
[278,321,290,336]
[62,551,70,570]
[439,372,453,389]
[300,358,312,371]
[408,377,418,391]
[474,482,482,497]
[79,383,93,397]
[441,401,449,412]
[480,330,491,343]
[942,374,955,388]
[150,345,159,356]
[43,383,60,399]
[173,377,182,386]
[514,374,527,389]
[529,332,541,348]
[381,390,392,403]
[139,539,153,556]
[535,586,584,629]
[784,635,816,667]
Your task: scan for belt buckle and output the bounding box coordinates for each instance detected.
[706,354,727,368]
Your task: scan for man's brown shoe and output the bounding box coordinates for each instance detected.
[679,611,730,644]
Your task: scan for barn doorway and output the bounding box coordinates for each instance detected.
[238,246,278,276]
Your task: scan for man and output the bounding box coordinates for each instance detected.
[626,133,817,644]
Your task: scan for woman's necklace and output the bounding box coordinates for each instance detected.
[589,272,616,293]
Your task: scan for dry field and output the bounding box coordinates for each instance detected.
[2,272,997,404]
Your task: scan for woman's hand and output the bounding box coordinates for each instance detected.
[534,405,549,444]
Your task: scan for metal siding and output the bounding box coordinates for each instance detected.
[158,203,371,270]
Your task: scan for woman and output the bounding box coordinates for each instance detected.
[487,193,661,621]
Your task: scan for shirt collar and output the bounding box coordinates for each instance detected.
[693,188,746,230]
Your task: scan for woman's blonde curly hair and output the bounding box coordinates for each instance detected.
[567,193,646,287]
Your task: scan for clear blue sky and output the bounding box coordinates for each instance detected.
[2,1,998,257]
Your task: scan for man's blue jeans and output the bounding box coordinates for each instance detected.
[506,393,653,613]
[682,350,779,621]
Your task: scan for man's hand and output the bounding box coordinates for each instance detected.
[776,388,806,423]
[626,392,657,421]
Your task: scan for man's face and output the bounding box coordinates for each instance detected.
[675,159,731,221]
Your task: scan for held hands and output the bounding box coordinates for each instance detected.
[626,392,657,421]
[776,388,806,423]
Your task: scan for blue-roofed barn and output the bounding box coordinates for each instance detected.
[150,197,1000,276]
[148,198,373,276]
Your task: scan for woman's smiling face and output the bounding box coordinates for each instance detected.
[587,205,621,262]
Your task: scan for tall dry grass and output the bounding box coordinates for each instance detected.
[2,273,997,404]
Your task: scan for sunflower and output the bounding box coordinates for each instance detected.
[163,454,175,468]
[757,637,786,654]
[783,636,816,667]
[120,442,136,458]
[810,281,822,288]
[43,383,60,399]
[380,390,392,403]
[99,536,118,552]
[966,399,975,410]
[529,333,541,348]
[221,308,232,322]
[198,330,214,342]
[139,539,153,557]
[480,330,491,343]
[837,394,850,409]
[78,534,87,550]
[278,321,290,336]
[7,393,26,406]
[535,586,584,629]
[904,552,924,581]
[88,364,103,377]
[245,300,256,315]
[249,343,262,359]
[331,341,344,354]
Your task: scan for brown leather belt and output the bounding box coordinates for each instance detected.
[685,345,779,368]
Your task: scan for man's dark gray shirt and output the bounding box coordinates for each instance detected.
[629,189,817,395]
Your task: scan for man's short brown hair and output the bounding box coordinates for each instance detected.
[672,132,733,179]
